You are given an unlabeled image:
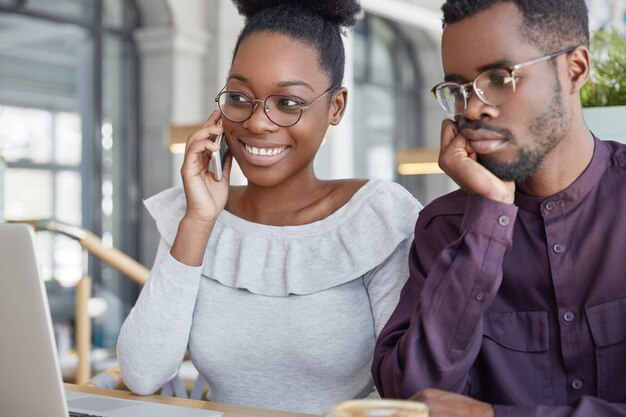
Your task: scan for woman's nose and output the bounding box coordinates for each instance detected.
[243,101,279,133]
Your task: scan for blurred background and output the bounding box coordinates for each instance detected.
[0,0,624,383]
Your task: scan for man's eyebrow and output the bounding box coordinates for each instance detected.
[478,59,514,72]
[444,59,513,82]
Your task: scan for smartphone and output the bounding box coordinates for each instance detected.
[210,133,229,181]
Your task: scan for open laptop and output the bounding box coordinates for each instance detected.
[0,223,222,417]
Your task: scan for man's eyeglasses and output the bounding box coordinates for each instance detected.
[215,86,337,127]
[431,46,578,115]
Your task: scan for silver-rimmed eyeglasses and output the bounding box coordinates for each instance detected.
[215,86,337,127]
[431,46,578,115]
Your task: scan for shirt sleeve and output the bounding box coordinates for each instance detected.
[494,396,626,417]
[364,235,414,337]
[116,238,203,395]
[361,234,414,399]
[372,194,518,399]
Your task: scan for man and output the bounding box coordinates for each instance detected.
[372,1,626,416]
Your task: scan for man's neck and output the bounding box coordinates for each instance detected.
[516,125,595,198]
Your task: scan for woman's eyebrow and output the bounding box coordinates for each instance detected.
[276,80,315,92]
[227,74,248,83]
[226,75,315,92]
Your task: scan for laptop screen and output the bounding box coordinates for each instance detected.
[0,224,68,416]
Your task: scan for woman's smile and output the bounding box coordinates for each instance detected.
[237,138,291,167]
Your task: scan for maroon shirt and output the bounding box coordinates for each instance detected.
[373,138,626,417]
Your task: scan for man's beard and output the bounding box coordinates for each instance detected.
[478,82,570,182]
[478,146,546,182]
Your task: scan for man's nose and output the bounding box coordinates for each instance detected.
[462,87,499,120]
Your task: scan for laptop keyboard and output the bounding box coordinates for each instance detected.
[69,412,103,417]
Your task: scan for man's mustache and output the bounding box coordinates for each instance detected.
[458,120,514,142]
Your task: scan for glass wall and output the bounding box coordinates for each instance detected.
[0,0,139,360]
[0,14,89,285]
[352,13,427,200]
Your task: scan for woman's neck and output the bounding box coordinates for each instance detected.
[226,175,366,227]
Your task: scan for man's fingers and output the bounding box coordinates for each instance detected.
[440,119,460,151]
[411,388,443,403]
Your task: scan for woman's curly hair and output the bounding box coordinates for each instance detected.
[231,0,361,86]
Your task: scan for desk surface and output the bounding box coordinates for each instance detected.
[65,383,316,417]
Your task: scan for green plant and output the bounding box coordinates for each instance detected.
[581,29,626,107]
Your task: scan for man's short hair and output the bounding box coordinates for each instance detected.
[441,0,589,53]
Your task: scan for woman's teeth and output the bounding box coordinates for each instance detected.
[245,144,287,156]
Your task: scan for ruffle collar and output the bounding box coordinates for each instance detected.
[144,180,420,296]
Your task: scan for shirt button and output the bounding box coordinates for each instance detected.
[563,311,575,322]
[553,243,566,254]
[545,201,557,211]
[572,379,583,390]
[498,215,510,226]
[475,292,485,301]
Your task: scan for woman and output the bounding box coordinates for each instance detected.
[117,0,422,414]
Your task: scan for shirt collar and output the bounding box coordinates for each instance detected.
[515,136,609,214]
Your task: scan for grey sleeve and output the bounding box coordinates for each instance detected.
[364,236,413,337]
[116,239,203,395]
[362,235,413,398]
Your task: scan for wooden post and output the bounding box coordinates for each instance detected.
[75,275,92,385]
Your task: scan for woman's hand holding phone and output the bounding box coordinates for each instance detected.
[179,110,233,225]
[210,133,229,181]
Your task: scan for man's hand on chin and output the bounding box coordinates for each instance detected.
[411,388,495,417]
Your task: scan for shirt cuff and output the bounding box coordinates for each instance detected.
[461,194,518,243]
[155,251,204,290]
[165,250,204,271]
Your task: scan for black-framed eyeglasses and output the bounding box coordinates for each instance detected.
[431,46,578,115]
[214,85,338,127]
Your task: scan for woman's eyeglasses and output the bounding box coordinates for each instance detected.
[215,86,337,127]
[431,46,578,115]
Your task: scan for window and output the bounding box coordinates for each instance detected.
[353,14,422,181]
[1,106,83,284]
[0,0,139,353]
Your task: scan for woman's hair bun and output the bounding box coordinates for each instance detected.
[232,0,361,28]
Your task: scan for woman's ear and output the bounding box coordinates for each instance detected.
[567,46,590,95]
[329,87,348,126]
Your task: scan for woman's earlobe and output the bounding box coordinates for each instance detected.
[330,88,348,125]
